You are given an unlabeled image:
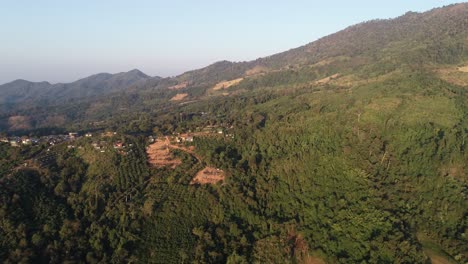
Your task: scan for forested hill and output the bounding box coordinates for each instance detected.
[174,3,467,87]
[0,4,467,263]
[0,69,156,104]
[1,3,467,133]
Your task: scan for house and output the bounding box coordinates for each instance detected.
[91,142,102,150]
[0,137,9,143]
[85,133,93,137]
[9,139,20,147]
[21,138,31,145]
[185,136,194,142]
[69,132,78,139]
[113,142,124,149]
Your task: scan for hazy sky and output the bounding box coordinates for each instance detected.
[0,0,464,84]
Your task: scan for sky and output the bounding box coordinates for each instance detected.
[0,0,465,84]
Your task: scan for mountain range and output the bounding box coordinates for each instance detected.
[1,3,466,111]
[0,69,156,104]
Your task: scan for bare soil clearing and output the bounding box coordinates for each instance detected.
[170,93,188,101]
[245,65,269,76]
[8,115,31,130]
[436,67,468,86]
[315,73,340,85]
[146,140,181,168]
[168,81,188,90]
[147,136,226,185]
[426,253,451,264]
[213,78,243,90]
[191,167,225,185]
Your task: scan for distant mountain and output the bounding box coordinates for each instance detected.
[0,80,53,104]
[0,69,155,104]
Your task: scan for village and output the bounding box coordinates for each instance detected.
[0,132,83,147]
[2,124,233,185]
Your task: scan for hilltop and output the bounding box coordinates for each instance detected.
[0,69,155,105]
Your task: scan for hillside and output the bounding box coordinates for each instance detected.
[0,69,155,105]
[169,3,467,91]
[0,3,467,264]
[1,4,467,132]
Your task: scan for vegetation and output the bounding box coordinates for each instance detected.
[0,3,467,263]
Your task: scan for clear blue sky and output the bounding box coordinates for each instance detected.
[0,0,464,84]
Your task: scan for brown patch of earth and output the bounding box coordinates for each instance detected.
[146,140,182,168]
[170,93,188,101]
[436,67,468,86]
[191,167,225,185]
[426,253,451,264]
[458,65,468,72]
[8,115,31,130]
[440,162,466,180]
[315,73,340,85]
[213,78,243,90]
[302,256,326,264]
[168,81,188,90]
[245,65,269,76]
[331,71,397,87]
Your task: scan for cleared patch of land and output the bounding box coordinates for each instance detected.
[168,81,188,90]
[146,140,181,168]
[440,162,466,180]
[315,73,340,85]
[147,135,226,184]
[170,93,188,101]
[8,115,31,130]
[191,167,225,185]
[458,65,468,72]
[245,65,269,76]
[303,256,326,264]
[331,71,399,87]
[213,78,244,90]
[417,233,458,264]
[436,67,468,86]
[426,253,452,264]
